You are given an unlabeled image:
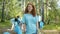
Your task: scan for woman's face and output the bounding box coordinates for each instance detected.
[28,5,33,12]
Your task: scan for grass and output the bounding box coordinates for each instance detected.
[0,20,11,29]
[43,23,60,30]
[43,24,57,30]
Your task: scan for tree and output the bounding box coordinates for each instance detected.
[47,0,59,24]
[4,0,22,19]
[1,0,5,22]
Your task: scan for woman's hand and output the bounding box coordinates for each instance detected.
[22,24,26,32]
[7,29,13,31]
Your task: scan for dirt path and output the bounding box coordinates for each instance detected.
[38,30,60,34]
[0,28,60,34]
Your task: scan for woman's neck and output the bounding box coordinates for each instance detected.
[28,12,31,14]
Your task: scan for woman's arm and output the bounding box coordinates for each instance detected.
[22,24,26,32]
[7,24,14,31]
[36,22,39,30]
[10,24,14,30]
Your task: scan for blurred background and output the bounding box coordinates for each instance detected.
[0,0,60,34]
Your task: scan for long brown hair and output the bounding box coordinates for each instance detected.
[25,3,36,17]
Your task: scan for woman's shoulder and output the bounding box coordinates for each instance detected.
[24,14,27,15]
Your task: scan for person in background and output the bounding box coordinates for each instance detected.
[8,16,22,34]
[37,13,43,29]
[37,13,42,28]
[37,13,44,34]
[22,2,39,34]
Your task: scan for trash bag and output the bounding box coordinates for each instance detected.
[40,21,44,29]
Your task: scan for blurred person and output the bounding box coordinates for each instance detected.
[8,16,22,34]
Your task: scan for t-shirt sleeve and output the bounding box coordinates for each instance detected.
[21,14,26,24]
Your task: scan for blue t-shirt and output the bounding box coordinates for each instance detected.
[22,14,37,34]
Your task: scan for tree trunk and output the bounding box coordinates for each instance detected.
[1,0,5,22]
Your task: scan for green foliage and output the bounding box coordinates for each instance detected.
[0,0,2,2]
[0,0,60,30]
[5,0,23,19]
[44,0,60,23]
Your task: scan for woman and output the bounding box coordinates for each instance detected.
[9,16,22,34]
[22,3,38,34]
